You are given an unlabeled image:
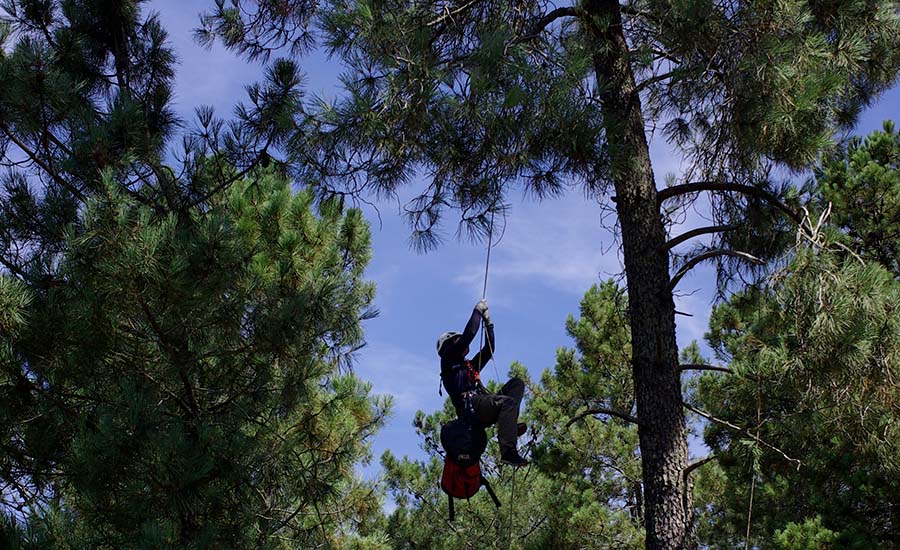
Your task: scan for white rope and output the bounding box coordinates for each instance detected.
[478,209,501,383]
[508,467,517,550]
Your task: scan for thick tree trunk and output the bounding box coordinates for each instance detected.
[583,0,692,547]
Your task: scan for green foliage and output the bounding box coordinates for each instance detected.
[696,249,900,547]
[197,0,900,243]
[818,120,900,274]
[380,282,643,549]
[690,459,748,548]
[2,170,388,548]
[0,276,29,327]
[774,517,838,550]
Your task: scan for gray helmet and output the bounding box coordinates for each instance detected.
[436,331,461,355]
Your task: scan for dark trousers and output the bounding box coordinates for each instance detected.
[471,377,525,456]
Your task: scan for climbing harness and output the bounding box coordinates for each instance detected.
[440,358,487,398]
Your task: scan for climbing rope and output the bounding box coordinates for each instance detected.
[507,467,517,550]
[474,207,524,548]
[744,372,762,550]
[482,209,494,300]
[483,208,523,550]
[478,209,502,383]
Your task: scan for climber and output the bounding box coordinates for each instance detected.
[437,300,529,467]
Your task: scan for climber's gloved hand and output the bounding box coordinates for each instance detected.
[475,299,491,325]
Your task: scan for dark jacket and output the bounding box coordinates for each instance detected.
[439,308,495,416]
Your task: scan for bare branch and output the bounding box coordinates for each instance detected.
[665,224,740,251]
[679,364,733,375]
[135,293,200,417]
[511,7,582,44]
[635,67,695,93]
[657,181,802,225]
[566,406,640,427]
[682,402,801,470]
[669,249,763,291]
[684,455,718,478]
[682,454,718,515]
[0,255,34,283]
[427,0,480,27]
[184,133,275,210]
[42,129,74,157]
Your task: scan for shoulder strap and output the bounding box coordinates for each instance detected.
[448,493,455,521]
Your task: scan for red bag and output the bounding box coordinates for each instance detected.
[440,457,500,520]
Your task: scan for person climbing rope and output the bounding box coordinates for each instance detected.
[437,299,529,467]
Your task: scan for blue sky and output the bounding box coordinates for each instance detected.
[153,1,900,475]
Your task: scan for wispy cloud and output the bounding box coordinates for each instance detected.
[154,1,262,117]
[449,130,698,295]
[354,342,437,415]
[454,196,625,301]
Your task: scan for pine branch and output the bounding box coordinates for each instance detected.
[681,454,718,519]
[42,129,74,157]
[137,370,194,417]
[679,364,733,374]
[2,123,161,210]
[657,182,803,225]
[0,123,87,203]
[517,515,550,540]
[682,402,801,470]
[135,293,200,417]
[566,406,640,427]
[665,224,740,251]
[669,249,763,290]
[184,133,274,210]
[635,67,696,93]
[0,255,34,283]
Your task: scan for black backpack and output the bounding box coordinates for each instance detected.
[439,417,501,520]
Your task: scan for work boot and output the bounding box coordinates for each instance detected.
[517,423,527,437]
[500,451,529,467]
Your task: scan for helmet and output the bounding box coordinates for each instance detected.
[436,331,461,355]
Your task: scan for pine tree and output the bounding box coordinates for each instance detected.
[692,123,900,547]
[0,1,387,547]
[196,0,900,545]
[817,120,900,275]
[696,251,900,547]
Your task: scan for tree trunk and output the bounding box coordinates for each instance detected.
[583,0,692,547]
